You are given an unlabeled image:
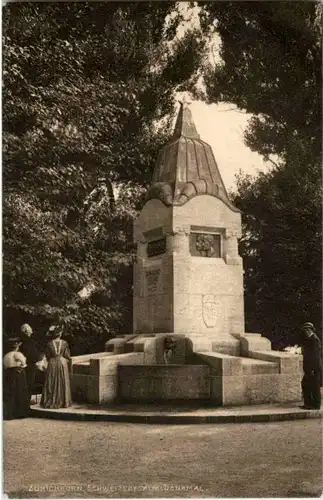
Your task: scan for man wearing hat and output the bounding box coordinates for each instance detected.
[299,322,322,410]
[19,324,43,404]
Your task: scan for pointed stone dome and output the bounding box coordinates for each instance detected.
[147,98,239,211]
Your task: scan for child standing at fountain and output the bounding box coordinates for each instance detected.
[40,322,72,409]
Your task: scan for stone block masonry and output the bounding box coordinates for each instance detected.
[118,365,211,402]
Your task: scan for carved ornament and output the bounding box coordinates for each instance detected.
[173,225,190,235]
[224,229,240,239]
[146,180,240,213]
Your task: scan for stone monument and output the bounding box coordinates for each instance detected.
[133,97,244,355]
[70,99,303,407]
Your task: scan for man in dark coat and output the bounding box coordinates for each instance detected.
[19,324,43,404]
[299,322,322,410]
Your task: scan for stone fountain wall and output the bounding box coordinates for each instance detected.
[70,334,302,406]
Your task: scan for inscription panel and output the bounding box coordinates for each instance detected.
[202,295,223,328]
[147,238,166,258]
[146,269,160,295]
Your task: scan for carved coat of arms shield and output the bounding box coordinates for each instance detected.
[202,294,220,328]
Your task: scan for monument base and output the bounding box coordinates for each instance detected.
[70,333,303,406]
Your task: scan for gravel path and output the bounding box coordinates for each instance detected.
[3,418,322,498]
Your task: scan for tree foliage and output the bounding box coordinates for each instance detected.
[198,1,322,345]
[3,2,206,353]
[232,162,321,347]
[199,1,321,167]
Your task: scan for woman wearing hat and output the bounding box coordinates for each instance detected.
[3,338,30,419]
[40,323,72,409]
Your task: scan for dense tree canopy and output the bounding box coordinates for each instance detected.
[198,1,322,346]
[199,1,321,166]
[3,2,206,352]
[4,1,321,352]
[232,164,321,347]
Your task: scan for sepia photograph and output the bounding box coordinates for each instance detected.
[2,1,322,498]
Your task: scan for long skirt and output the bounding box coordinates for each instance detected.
[3,367,30,420]
[40,356,72,409]
[25,364,36,402]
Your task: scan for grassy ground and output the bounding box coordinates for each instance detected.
[3,418,322,498]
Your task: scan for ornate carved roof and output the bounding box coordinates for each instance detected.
[147,98,239,212]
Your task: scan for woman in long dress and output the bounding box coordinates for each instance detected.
[3,338,30,419]
[40,324,72,409]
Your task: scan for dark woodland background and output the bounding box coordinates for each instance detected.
[3,2,322,354]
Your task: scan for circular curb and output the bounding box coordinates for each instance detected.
[30,407,322,424]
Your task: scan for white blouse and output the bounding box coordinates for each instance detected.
[3,351,27,369]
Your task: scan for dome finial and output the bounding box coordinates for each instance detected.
[147,95,239,212]
[172,94,199,140]
[178,94,192,108]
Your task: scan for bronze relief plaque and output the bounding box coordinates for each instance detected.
[190,233,221,258]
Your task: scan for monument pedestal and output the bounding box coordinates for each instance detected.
[133,196,245,357]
